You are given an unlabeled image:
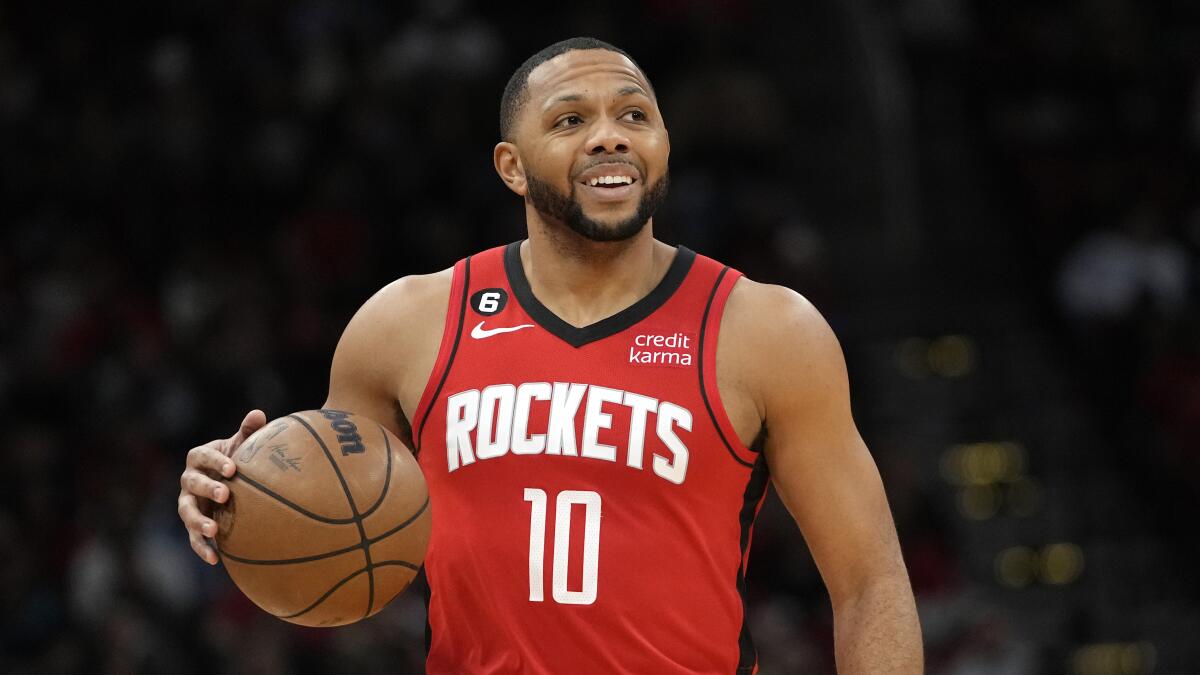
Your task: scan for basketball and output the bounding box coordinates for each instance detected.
[212,409,431,627]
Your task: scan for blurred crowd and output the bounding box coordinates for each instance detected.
[2,0,1198,673]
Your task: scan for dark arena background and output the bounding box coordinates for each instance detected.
[3,1,1199,673]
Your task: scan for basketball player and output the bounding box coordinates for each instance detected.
[177,38,922,673]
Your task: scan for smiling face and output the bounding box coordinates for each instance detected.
[494,49,671,242]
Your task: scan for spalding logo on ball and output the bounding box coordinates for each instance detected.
[213,409,431,627]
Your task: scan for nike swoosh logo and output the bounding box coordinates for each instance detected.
[471,321,535,339]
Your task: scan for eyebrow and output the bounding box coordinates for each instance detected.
[546,86,651,109]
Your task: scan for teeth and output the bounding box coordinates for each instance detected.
[588,176,634,186]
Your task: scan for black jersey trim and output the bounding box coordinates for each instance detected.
[415,255,471,455]
[698,266,756,469]
[504,240,696,348]
[418,567,432,655]
[735,449,770,673]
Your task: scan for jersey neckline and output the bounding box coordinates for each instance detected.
[503,240,697,348]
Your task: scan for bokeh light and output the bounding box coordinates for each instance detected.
[1040,542,1085,585]
[995,546,1038,589]
[927,335,975,378]
[1071,641,1157,675]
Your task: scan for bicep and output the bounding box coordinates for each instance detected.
[324,295,409,442]
[323,273,450,447]
[758,293,905,605]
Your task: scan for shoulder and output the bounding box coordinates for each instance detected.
[332,268,454,385]
[719,277,847,412]
[338,267,456,356]
[325,267,456,435]
[356,267,455,329]
[722,277,838,356]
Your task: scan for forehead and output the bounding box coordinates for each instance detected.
[525,49,651,104]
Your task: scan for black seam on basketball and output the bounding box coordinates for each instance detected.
[218,542,361,566]
[357,493,429,547]
[371,562,419,606]
[289,413,375,620]
[371,560,420,572]
[370,561,419,599]
[698,267,755,469]
[228,472,358,524]
[273,560,422,621]
[358,424,394,519]
[278,566,369,620]
[215,495,430,565]
[416,255,471,455]
[274,560,421,621]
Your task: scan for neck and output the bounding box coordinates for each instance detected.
[522,212,673,328]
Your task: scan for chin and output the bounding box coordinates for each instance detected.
[566,216,648,243]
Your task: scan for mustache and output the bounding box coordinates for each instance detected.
[572,158,644,179]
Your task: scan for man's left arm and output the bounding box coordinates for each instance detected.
[726,282,923,673]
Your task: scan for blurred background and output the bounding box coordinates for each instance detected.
[2,0,1199,673]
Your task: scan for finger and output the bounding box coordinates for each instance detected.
[227,409,268,456]
[178,491,220,536]
[181,468,230,504]
[189,530,218,565]
[187,445,236,477]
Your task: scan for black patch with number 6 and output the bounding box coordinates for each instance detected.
[471,288,508,316]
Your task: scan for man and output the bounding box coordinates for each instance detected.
[178,37,922,673]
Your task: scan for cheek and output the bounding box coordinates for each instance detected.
[530,144,576,181]
[642,133,670,175]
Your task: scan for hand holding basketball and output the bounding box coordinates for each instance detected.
[177,409,267,564]
[212,410,430,626]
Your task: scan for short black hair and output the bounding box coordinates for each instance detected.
[499,37,652,141]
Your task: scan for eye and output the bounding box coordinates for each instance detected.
[622,109,648,122]
[554,114,584,129]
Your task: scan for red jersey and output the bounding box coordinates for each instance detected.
[412,242,768,674]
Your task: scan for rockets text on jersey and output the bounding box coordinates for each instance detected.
[444,381,691,484]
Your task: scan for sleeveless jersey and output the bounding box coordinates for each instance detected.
[412,242,770,674]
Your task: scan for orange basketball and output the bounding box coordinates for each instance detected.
[212,409,430,627]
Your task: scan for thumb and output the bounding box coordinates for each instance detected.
[226,409,268,455]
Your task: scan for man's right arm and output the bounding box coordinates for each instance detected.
[322,269,453,444]
[177,269,453,564]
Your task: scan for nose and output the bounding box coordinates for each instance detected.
[586,116,630,155]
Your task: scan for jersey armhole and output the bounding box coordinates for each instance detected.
[699,268,760,468]
[412,256,471,454]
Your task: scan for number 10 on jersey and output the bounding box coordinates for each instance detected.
[524,488,601,605]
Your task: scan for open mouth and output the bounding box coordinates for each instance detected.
[575,163,642,202]
[584,175,637,188]
[578,176,640,202]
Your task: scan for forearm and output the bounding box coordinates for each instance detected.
[831,572,923,674]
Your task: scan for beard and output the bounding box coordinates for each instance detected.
[526,169,670,242]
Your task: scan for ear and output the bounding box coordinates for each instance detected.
[493,142,527,197]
